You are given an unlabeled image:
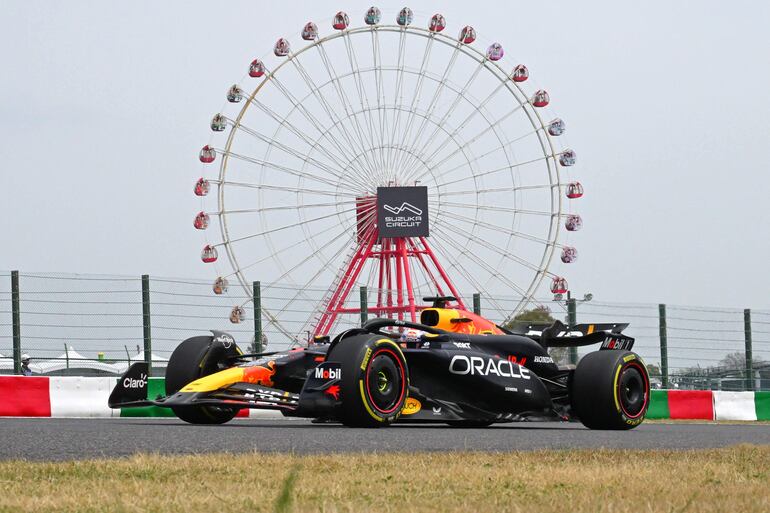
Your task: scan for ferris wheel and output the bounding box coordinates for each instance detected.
[194,7,583,341]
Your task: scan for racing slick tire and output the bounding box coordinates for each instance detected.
[327,334,409,428]
[165,335,240,425]
[570,350,650,430]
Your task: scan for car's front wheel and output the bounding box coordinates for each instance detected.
[327,334,409,427]
[165,335,240,424]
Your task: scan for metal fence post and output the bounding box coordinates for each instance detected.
[253,281,262,353]
[141,274,152,377]
[11,271,21,375]
[473,293,481,315]
[567,297,577,365]
[659,304,669,389]
[360,286,368,327]
[744,309,753,392]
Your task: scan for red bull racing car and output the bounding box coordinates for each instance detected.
[109,297,650,429]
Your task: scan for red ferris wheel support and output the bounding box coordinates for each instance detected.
[312,195,465,336]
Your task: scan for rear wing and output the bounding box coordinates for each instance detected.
[508,320,634,350]
[545,331,635,351]
[508,322,628,337]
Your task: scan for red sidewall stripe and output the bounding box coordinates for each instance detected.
[364,347,406,415]
[618,361,649,419]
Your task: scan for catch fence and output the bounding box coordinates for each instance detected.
[1,270,768,391]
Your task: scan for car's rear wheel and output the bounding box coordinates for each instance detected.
[165,335,240,424]
[570,350,649,430]
[327,334,409,427]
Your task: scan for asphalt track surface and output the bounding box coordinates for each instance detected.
[2,418,769,460]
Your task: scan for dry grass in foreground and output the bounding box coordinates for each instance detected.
[0,446,768,513]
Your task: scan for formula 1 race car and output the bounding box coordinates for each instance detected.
[109,297,650,430]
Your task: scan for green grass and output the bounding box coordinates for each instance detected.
[0,446,768,512]
[274,464,299,513]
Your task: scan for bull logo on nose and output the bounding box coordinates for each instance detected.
[243,361,276,386]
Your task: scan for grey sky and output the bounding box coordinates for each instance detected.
[1,0,769,310]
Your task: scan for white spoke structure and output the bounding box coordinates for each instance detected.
[194,8,583,346]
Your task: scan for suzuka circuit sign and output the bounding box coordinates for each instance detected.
[377,186,429,238]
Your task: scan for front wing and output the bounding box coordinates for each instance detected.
[109,362,341,416]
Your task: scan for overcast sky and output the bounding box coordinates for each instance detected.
[1,1,768,310]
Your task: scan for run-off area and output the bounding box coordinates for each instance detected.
[0,446,767,513]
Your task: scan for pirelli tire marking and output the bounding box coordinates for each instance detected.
[613,354,649,427]
[358,339,408,423]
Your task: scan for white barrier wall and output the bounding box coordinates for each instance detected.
[713,391,758,421]
[49,377,117,418]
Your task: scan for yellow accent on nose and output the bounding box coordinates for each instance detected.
[180,367,245,393]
